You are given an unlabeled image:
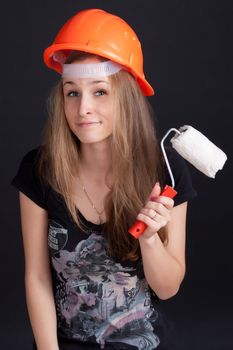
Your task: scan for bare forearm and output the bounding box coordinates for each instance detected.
[25,275,59,350]
[139,233,185,299]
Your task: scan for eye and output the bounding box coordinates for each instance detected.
[95,90,107,96]
[66,91,79,97]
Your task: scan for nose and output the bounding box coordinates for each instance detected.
[78,93,92,117]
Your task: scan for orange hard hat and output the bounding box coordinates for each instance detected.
[43,9,154,96]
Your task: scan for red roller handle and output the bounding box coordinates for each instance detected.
[128,185,178,239]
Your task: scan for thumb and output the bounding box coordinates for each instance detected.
[149,182,161,202]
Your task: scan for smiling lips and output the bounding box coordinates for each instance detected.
[77,122,101,127]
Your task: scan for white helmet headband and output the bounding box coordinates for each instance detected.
[62,60,123,78]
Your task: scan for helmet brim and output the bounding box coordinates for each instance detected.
[43,44,155,96]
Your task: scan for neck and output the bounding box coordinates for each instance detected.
[78,141,112,187]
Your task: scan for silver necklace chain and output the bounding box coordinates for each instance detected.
[78,177,105,224]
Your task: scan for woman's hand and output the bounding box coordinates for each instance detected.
[136,182,174,239]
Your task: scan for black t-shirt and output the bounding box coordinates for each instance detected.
[11,146,197,350]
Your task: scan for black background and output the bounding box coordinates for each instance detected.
[2,1,233,349]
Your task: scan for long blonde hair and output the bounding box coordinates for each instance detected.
[38,52,167,260]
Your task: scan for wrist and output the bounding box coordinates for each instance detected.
[138,231,160,245]
[36,344,59,350]
[38,347,59,350]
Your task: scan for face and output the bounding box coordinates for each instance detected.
[62,57,114,146]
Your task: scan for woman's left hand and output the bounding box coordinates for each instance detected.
[136,182,175,239]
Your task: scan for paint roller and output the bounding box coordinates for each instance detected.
[129,125,227,239]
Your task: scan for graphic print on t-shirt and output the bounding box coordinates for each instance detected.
[48,219,68,255]
[51,229,160,349]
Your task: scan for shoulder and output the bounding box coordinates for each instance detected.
[19,146,42,166]
[165,146,186,168]
[11,146,49,210]
[14,146,46,186]
[163,146,197,206]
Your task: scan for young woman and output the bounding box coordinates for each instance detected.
[11,8,196,350]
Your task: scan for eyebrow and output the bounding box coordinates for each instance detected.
[63,80,109,87]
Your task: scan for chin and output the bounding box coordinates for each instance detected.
[77,133,112,144]
[80,137,112,145]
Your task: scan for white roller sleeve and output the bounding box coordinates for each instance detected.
[170,125,227,178]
